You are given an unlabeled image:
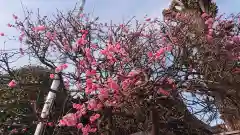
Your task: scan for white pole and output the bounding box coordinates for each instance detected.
[34,1,86,134]
[76,0,86,17]
[34,74,60,135]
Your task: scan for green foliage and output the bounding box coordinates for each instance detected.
[181,0,218,16]
[0,66,53,134]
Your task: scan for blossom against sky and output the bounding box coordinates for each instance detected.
[0,0,239,66]
[0,0,240,47]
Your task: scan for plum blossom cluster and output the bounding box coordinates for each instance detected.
[59,103,100,135]
[147,45,173,61]
[8,80,17,88]
[201,13,215,42]
[100,42,128,65]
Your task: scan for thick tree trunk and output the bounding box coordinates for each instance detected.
[105,107,115,135]
[151,108,159,135]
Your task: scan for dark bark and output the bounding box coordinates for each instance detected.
[151,107,159,135]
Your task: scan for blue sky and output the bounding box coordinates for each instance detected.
[0,0,239,22]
